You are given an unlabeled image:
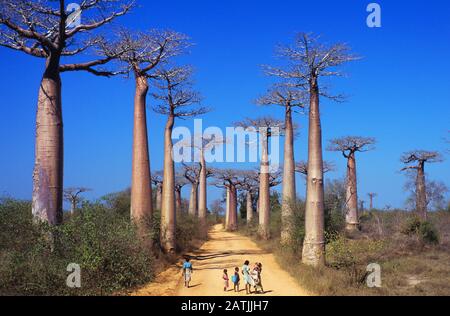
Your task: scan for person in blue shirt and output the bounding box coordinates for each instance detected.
[182,257,193,288]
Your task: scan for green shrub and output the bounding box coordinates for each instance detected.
[401,216,439,244]
[0,198,153,295]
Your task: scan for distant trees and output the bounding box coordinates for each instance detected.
[267,33,358,266]
[151,172,163,211]
[174,174,189,215]
[367,192,377,210]
[327,136,376,230]
[63,187,90,215]
[235,170,258,224]
[257,84,306,245]
[183,163,201,216]
[235,117,284,239]
[0,0,133,225]
[401,150,444,220]
[116,29,189,226]
[152,66,208,252]
[213,169,241,231]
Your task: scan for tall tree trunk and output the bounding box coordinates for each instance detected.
[225,187,230,228]
[345,152,359,230]
[156,184,162,210]
[228,185,238,231]
[32,54,63,225]
[281,106,296,245]
[130,74,153,225]
[160,115,176,252]
[302,77,325,267]
[416,162,427,220]
[188,183,198,216]
[246,191,253,223]
[175,188,182,216]
[369,196,373,210]
[198,151,207,227]
[258,134,270,239]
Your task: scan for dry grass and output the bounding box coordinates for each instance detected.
[239,210,450,296]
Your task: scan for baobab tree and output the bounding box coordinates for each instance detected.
[182,163,201,216]
[116,29,189,225]
[235,170,258,224]
[213,169,241,231]
[152,66,208,252]
[63,187,90,215]
[0,0,133,225]
[401,150,444,220]
[174,174,189,215]
[367,192,377,210]
[295,160,336,176]
[186,135,224,227]
[266,33,358,265]
[257,84,306,245]
[151,171,163,210]
[327,136,376,231]
[235,117,284,239]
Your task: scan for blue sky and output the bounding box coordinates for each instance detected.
[0,0,449,209]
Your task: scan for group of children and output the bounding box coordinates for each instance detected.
[182,257,264,294]
[223,260,264,294]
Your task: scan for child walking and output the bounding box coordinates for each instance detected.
[231,267,240,292]
[182,257,193,288]
[223,269,229,291]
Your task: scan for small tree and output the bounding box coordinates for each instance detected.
[235,170,258,224]
[63,187,90,214]
[327,136,376,230]
[213,169,241,231]
[295,161,335,176]
[401,150,443,220]
[151,171,163,211]
[0,0,133,225]
[152,66,208,252]
[174,174,189,215]
[266,33,358,266]
[182,163,201,216]
[367,192,377,210]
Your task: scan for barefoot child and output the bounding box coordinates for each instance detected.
[223,269,229,291]
[231,267,240,292]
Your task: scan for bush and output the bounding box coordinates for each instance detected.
[401,216,439,244]
[0,198,153,295]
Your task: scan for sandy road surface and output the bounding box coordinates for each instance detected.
[131,224,309,296]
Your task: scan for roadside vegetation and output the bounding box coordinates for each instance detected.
[239,181,450,295]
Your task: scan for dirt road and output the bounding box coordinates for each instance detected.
[131,224,309,296]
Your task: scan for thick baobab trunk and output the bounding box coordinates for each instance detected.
[198,152,207,225]
[130,74,153,224]
[258,134,271,239]
[225,187,230,228]
[32,55,63,225]
[345,152,359,230]
[369,195,373,210]
[175,188,182,215]
[188,183,198,216]
[227,185,238,231]
[302,78,325,267]
[246,191,253,223]
[416,162,427,220]
[281,106,296,245]
[160,115,176,252]
[155,184,162,210]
